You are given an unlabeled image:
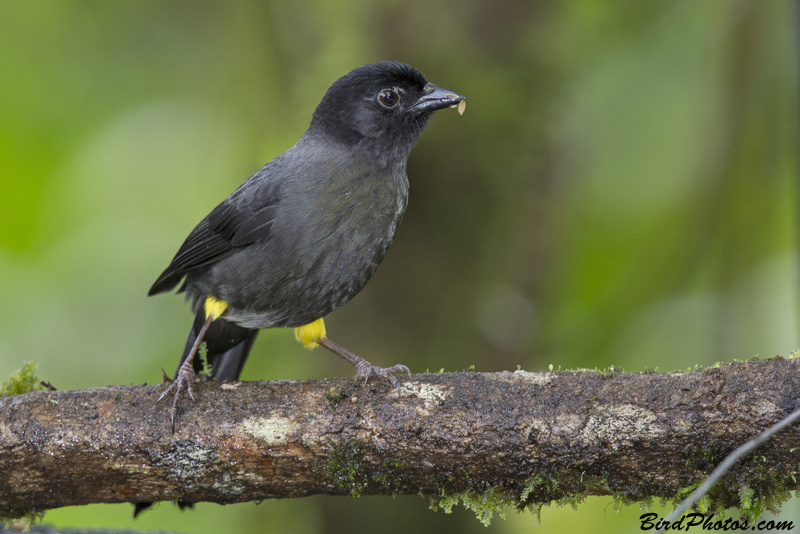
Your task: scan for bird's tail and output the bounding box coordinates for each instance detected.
[178,308,258,381]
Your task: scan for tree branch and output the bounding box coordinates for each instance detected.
[2,358,800,518]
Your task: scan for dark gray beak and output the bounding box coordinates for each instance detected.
[411,83,466,114]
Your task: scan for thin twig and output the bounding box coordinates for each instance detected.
[658,406,800,532]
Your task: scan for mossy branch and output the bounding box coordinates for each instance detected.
[2,358,800,523]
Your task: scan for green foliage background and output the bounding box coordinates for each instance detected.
[1,1,797,532]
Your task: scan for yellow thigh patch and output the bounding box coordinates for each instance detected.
[294,318,327,349]
[204,295,229,321]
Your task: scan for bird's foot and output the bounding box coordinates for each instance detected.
[355,362,410,388]
[157,357,196,431]
[317,336,410,388]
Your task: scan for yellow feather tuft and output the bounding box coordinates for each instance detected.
[204,295,229,321]
[294,318,327,350]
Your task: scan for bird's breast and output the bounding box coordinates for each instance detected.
[214,165,409,328]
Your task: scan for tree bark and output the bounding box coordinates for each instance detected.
[2,358,799,517]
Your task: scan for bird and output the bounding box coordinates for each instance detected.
[149,61,465,428]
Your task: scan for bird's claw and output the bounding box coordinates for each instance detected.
[355,363,410,388]
[157,360,196,431]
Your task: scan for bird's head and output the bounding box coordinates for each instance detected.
[309,62,465,158]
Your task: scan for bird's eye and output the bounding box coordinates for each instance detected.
[378,89,399,108]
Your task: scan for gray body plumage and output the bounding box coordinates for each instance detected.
[187,131,409,329]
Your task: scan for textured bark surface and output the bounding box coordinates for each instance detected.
[2,358,800,516]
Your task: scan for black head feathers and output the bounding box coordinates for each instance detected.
[309,62,437,148]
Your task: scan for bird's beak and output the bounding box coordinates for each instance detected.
[411,83,466,115]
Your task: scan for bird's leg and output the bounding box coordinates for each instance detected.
[295,318,410,387]
[317,337,410,387]
[158,296,228,431]
[158,314,213,430]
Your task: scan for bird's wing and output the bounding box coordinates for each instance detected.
[148,169,281,296]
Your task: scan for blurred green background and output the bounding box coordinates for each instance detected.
[1,0,798,532]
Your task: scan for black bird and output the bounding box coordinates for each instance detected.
[149,61,465,425]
